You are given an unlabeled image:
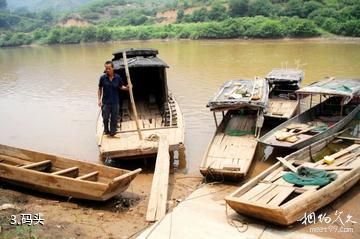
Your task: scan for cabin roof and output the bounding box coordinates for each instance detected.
[113,56,169,69]
[112,48,158,59]
[296,78,360,104]
[207,78,269,111]
[111,48,169,69]
[266,68,304,83]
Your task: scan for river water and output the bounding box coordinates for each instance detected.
[0,39,359,172]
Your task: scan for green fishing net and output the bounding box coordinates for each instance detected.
[282,166,337,186]
[226,129,255,136]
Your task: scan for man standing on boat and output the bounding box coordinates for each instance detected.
[98,61,129,137]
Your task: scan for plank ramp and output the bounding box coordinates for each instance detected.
[146,136,170,222]
[138,184,324,239]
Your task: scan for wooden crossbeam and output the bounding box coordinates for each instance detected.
[51,167,79,177]
[276,157,297,172]
[20,160,52,172]
[76,171,99,181]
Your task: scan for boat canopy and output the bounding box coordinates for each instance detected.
[266,68,304,84]
[296,78,360,104]
[112,48,169,69]
[207,78,269,111]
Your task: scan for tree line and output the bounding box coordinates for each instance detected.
[0,0,359,47]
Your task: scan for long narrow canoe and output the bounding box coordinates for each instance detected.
[260,78,360,149]
[0,144,141,201]
[226,133,360,225]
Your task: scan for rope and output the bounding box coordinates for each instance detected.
[138,134,160,152]
[225,203,249,233]
[145,134,160,142]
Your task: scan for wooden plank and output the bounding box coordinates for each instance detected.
[273,177,294,186]
[76,171,99,181]
[51,167,79,177]
[333,152,358,166]
[256,186,282,204]
[336,136,360,141]
[240,183,272,201]
[263,166,284,182]
[250,184,277,202]
[267,187,295,206]
[329,144,359,159]
[317,166,354,171]
[20,160,52,172]
[146,136,170,222]
[0,154,28,166]
[276,157,297,172]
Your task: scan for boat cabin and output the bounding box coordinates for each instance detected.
[264,68,304,119]
[111,48,174,130]
[266,68,304,99]
[97,48,184,160]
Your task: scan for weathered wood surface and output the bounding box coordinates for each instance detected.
[0,144,141,201]
[225,135,360,225]
[260,97,360,149]
[265,98,299,119]
[200,112,258,181]
[146,136,170,222]
[97,95,184,160]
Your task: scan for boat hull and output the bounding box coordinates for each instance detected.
[259,98,360,149]
[226,135,360,225]
[0,144,141,201]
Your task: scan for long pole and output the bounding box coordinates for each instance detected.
[123,51,143,140]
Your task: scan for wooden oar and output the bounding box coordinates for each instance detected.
[123,51,143,140]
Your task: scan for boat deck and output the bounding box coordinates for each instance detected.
[201,115,257,180]
[97,97,184,160]
[265,98,299,119]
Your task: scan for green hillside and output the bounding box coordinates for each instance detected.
[1,0,359,47]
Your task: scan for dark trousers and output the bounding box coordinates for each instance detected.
[102,104,119,134]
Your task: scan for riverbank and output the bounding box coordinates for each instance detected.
[0,172,203,239]
[2,16,359,48]
[1,165,358,239]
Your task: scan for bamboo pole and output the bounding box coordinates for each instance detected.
[123,51,143,140]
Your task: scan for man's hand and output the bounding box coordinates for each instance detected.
[121,85,130,91]
[98,101,102,107]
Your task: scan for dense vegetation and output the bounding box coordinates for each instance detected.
[0,0,359,47]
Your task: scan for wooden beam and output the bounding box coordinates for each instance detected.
[123,51,143,140]
[51,167,79,178]
[76,171,99,181]
[20,160,52,172]
[146,136,170,222]
[276,157,297,173]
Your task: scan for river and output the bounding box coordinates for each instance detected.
[0,39,359,172]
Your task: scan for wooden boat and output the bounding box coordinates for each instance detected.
[96,48,185,160]
[0,144,141,201]
[264,68,303,119]
[259,78,360,149]
[225,131,360,225]
[200,78,269,181]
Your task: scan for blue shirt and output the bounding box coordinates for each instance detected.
[98,74,124,105]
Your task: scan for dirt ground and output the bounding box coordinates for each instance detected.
[0,170,203,239]
[0,154,359,239]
